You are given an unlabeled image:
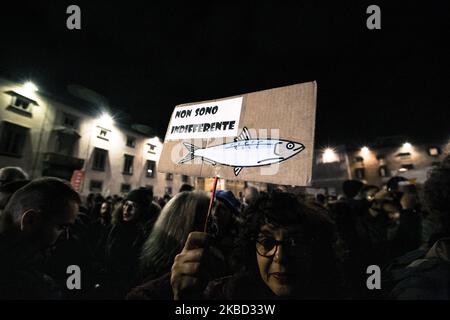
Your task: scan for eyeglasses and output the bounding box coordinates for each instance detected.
[255,236,313,258]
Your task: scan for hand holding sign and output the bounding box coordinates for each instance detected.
[171,231,209,300]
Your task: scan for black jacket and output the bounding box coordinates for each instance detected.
[0,234,61,299]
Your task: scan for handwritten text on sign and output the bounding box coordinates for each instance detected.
[164,97,243,141]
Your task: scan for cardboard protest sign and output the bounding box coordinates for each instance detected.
[158,81,317,186]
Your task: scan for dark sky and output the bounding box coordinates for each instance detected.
[1,1,449,146]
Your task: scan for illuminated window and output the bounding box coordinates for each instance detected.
[399,164,414,172]
[428,147,441,157]
[123,154,134,175]
[146,160,156,178]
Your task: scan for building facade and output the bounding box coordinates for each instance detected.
[311,137,450,196]
[346,136,450,186]
[0,77,193,198]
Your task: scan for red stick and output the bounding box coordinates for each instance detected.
[204,176,219,233]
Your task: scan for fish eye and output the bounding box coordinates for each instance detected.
[286,142,294,150]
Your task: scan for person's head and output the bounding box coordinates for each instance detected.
[243,186,259,206]
[0,180,30,210]
[209,190,242,239]
[114,189,151,223]
[370,190,402,222]
[94,193,104,204]
[0,167,28,187]
[100,200,113,220]
[342,180,364,199]
[238,192,336,298]
[179,184,194,193]
[140,191,209,278]
[215,190,241,214]
[0,177,81,249]
[315,193,326,205]
[423,156,450,228]
[359,185,380,202]
[386,176,408,193]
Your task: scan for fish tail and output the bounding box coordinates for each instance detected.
[179,142,199,164]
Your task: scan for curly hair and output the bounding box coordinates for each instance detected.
[423,155,450,227]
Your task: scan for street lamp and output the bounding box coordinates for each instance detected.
[361,146,370,155]
[403,142,412,150]
[323,148,338,163]
[98,112,114,127]
[23,81,38,93]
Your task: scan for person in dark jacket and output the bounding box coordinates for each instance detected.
[388,156,450,299]
[101,189,150,298]
[0,177,80,299]
[89,200,113,252]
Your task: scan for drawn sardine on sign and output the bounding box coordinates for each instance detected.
[178,127,305,176]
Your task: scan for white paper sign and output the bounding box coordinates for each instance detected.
[164,97,243,141]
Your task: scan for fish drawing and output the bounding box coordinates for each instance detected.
[179,127,305,176]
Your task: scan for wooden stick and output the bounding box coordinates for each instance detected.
[204,176,219,233]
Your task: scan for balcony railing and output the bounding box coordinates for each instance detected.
[43,152,84,169]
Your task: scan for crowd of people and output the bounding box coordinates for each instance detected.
[0,156,449,300]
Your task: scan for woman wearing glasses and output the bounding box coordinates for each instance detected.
[207,192,339,299]
[171,191,339,299]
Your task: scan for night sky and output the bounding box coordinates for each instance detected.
[1,1,449,146]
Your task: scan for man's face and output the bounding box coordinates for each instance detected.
[256,224,313,297]
[39,201,79,249]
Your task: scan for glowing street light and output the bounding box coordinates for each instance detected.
[402,142,412,150]
[361,146,370,154]
[22,81,38,95]
[98,112,114,127]
[23,81,38,93]
[323,148,339,163]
